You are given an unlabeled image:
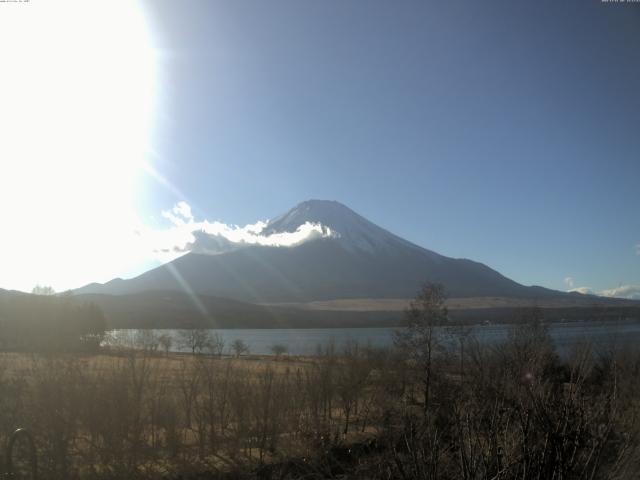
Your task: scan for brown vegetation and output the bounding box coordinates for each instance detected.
[0,329,637,478]
[0,286,639,479]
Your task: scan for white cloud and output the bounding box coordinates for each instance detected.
[635,243,640,255]
[161,201,194,226]
[144,202,337,261]
[563,276,575,288]
[598,285,640,301]
[569,287,594,295]
[568,284,640,300]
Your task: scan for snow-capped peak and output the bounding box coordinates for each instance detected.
[264,200,418,254]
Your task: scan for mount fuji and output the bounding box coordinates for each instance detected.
[75,200,562,303]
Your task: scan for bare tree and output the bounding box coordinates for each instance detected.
[231,338,249,358]
[178,329,211,355]
[394,282,448,415]
[158,333,173,356]
[336,341,371,435]
[135,330,159,353]
[31,284,55,295]
[206,332,225,357]
[270,343,287,359]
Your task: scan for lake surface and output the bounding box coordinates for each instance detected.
[108,318,640,356]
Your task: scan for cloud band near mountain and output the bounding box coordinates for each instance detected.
[569,285,640,300]
[147,201,336,259]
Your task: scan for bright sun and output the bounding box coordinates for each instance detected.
[0,0,157,292]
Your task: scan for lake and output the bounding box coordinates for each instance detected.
[107,318,640,356]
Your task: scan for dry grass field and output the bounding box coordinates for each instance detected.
[2,319,640,479]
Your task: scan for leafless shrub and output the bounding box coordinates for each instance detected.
[178,329,212,355]
[270,343,288,359]
[231,339,250,358]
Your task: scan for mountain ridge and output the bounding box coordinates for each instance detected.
[74,199,574,303]
[263,199,431,256]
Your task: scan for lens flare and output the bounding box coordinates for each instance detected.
[0,0,157,291]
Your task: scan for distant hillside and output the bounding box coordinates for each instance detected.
[1,287,637,331]
[73,290,403,329]
[74,290,640,330]
[0,289,106,350]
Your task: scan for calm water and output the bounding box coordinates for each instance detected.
[108,318,640,356]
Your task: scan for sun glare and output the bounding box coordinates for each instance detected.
[0,0,157,292]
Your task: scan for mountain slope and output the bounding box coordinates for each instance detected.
[73,290,404,329]
[74,200,566,302]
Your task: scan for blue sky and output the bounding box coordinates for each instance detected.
[0,1,637,294]
[137,0,639,294]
